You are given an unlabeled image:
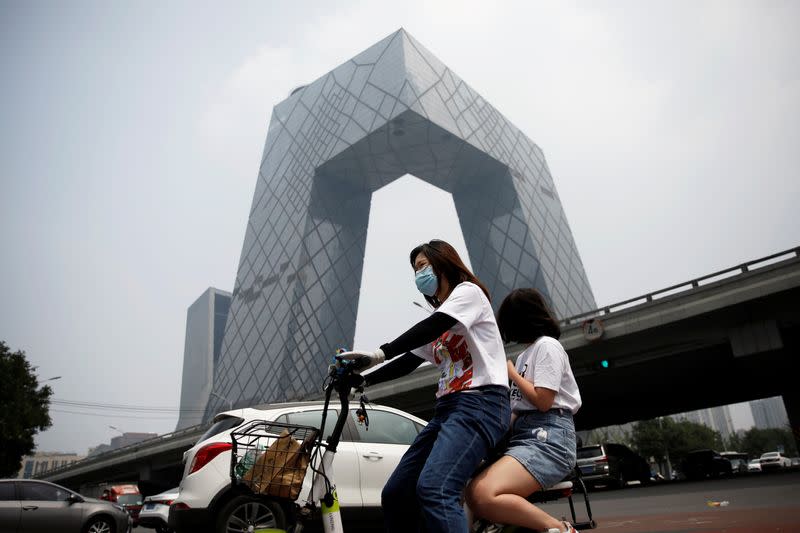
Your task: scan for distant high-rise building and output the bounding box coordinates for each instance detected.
[709,406,735,441]
[17,452,84,478]
[176,288,231,430]
[672,405,735,441]
[205,29,596,419]
[750,396,789,429]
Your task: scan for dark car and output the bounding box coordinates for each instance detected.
[576,443,651,489]
[680,449,733,479]
[0,479,131,533]
[720,451,749,474]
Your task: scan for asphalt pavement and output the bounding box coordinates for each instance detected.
[538,470,800,532]
[133,470,800,533]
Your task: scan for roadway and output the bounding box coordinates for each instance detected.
[132,470,800,533]
[539,470,800,532]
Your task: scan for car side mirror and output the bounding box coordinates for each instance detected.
[67,493,83,505]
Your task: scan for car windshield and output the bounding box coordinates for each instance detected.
[117,494,142,505]
[577,446,603,460]
[198,416,244,443]
[762,452,779,458]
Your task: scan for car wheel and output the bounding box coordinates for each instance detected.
[85,516,115,533]
[216,495,287,533]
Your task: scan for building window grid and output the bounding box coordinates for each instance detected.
[209,33,595,417]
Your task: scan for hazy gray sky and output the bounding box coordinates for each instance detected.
[1,1,797,455]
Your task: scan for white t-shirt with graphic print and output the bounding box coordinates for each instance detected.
[411,282,509,398]
[510,336,582,414]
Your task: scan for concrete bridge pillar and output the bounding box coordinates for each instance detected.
[783,385,800,453]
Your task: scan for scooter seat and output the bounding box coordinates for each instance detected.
[544,481,573,491]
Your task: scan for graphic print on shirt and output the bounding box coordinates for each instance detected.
[432,332,473,397]
[510,362,528,402]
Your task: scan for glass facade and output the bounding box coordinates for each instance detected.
[205,29,596,419]
[176,288,232,430]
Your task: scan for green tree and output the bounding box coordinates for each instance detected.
[631,417,723,466]
[0,341,53,477]
[725,430,744,452]
[739,427,798,458]
[582,425,632,448]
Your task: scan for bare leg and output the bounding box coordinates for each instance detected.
[466,456,564,531]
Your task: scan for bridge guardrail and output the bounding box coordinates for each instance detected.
[37,422,210,479]
[560,246,799,326]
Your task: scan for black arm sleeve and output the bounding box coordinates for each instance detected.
[379,311,458,359]
[364,352,425,387]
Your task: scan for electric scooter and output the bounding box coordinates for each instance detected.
[228,353,371,533]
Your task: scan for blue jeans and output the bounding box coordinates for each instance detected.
[382,386,511,533]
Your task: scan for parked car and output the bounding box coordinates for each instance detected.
[791,457,800,467]
[747,459,762,472]
[759,451,792,470]
[0,479,131,533]
[139,487,178,533]
[679,449,733,479]
[576,443,650,489]
[168,401,427,533]
[720,451,749,474]
[100,483,143,527]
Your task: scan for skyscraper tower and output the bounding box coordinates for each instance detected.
[177,288,231,429]
[205,29,596,419]
[751,397,790,430]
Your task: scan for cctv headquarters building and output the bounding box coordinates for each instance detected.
[203,30,596,419]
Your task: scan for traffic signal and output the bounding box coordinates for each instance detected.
[594,358,613,370]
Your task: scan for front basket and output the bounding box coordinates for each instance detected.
[230,420,319,501]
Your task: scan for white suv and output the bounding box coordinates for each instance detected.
[168,401,426,533]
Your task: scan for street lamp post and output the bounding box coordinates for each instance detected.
[413,301,432,314]
[38,376,61,389]
[659,416,673,478]
[210,391,233,411]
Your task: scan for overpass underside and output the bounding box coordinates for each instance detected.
[374,254,800,437]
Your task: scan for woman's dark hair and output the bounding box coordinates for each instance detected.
[496,288,561,342]
[409,240,490,308]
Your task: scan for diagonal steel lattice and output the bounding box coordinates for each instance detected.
[205,29,596,419]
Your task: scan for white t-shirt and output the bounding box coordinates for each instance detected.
[411,282,509,398]
[510,336,582,414]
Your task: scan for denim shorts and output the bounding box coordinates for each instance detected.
[504,409,577,490]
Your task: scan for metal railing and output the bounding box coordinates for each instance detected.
[560,246,800,326]
[37,422,210,479]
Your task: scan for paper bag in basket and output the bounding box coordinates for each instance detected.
[241,429,314,500]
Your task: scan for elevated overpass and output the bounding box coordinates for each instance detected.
[43,246,800,492]
[372,247,800,430]
[43,423,207,495]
